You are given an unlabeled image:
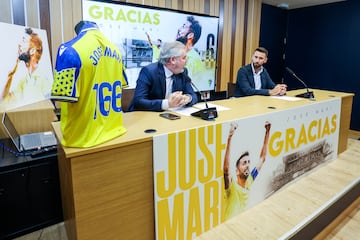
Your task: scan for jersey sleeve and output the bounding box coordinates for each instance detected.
[51,44,82,102]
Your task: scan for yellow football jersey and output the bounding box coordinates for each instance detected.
[51,22,128,148]
[224,172,255,220]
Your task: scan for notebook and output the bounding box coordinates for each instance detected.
[2,112,57,152]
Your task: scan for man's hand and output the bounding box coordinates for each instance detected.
[278,84,287,96]
[229,122,238,138]
[168,91,191,108]
[265,121,271,132]
[269,84,287,96]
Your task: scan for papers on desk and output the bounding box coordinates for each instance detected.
[169,106,197,116]
[170,102,230,116]
[194,102,230,111]
[270,95,303,101]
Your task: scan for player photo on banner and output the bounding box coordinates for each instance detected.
[153,98,340,239]
[0,22,54,111]
[82,0,219,91]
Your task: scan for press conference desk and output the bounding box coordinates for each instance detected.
[52,89,353,240]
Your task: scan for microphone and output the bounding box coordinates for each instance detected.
[285,67,315,99]
[190,81,218,120]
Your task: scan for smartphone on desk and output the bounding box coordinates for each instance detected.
[159,113,181,120]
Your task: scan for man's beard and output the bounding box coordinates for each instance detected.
[240,172,248,179]
[252,62,261,69]
[18,51,31,63]
[176,36,187,45]
[240,168,250,179]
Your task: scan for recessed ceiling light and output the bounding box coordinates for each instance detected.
[277,2,289,9]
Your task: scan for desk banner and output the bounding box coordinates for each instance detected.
[153,98,341,240]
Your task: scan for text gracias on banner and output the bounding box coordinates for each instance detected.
[155,114,337,239]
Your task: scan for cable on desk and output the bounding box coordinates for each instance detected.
[0,143,31,157]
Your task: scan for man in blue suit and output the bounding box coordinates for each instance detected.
[128,41,198,111]
[234,47,287,97]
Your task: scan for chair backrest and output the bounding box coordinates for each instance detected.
[121,88,135,112]
[227,82,236,98]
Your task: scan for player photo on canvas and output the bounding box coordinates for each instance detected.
[0,22,54,111]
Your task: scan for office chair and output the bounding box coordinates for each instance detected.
[121,88,135,112]
[226,82,236,98]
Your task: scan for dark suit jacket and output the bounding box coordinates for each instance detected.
[234,63,276,97]
[128,62,198,111]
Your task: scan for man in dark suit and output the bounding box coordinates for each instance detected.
[234,47,287,97]
[128,41,198,112]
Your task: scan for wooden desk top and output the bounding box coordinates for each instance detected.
[52,89,354,158]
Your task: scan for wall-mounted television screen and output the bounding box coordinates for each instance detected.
[82,0,219,91]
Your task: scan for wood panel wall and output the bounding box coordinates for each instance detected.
[0,0,262,92]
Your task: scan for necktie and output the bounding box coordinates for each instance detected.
[165,75,174,99]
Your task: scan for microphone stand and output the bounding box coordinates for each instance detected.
[190,82,218,120]
[286,67,315,99]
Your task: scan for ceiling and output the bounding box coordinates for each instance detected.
[262,0,346,9]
